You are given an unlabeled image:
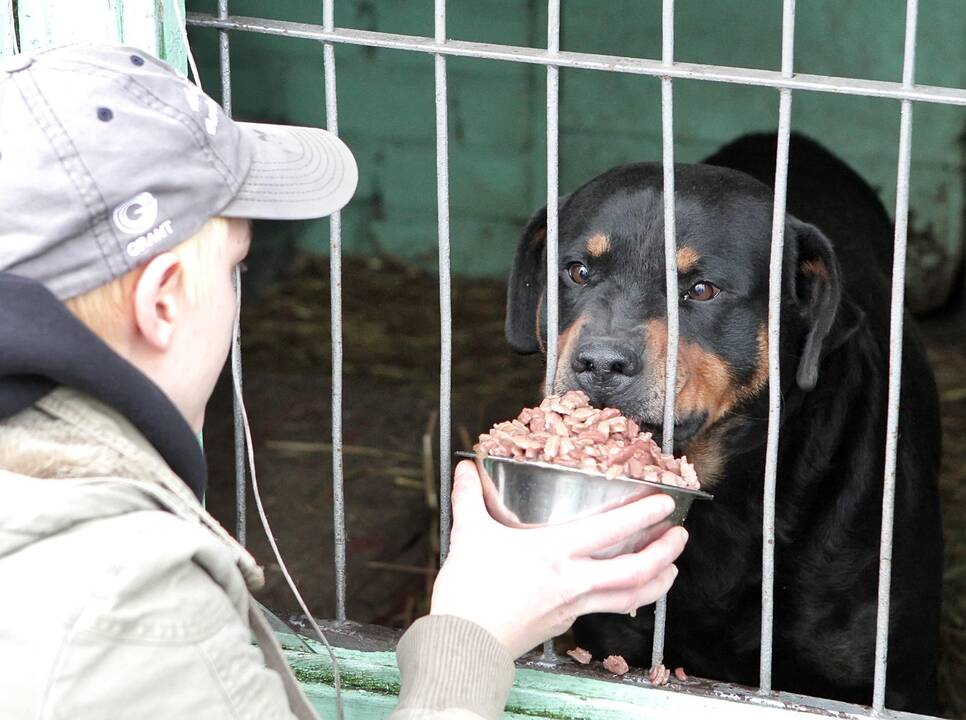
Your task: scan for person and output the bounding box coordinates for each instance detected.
[0,44,688,719]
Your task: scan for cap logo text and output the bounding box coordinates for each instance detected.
[184,86,219,136]
[113,192,159,235]
[204,97,219,135]
[126,219,175,258]
[184,87,201,112]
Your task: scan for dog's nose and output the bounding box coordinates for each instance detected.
[572,342,640,385]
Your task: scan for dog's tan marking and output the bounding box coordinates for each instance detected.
[529,225,547,250]
[586,233,610,257]
[736,326,769,402]
[535,294,545,353]
[641,322,770,489]
[676,246,700,273]
[644,319,734,425]
[800,259,830,281]
[681,425,726,489]
[552,315,590,388]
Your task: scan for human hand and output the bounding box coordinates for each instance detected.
[429,460,689,658]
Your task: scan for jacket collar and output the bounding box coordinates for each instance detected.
[0,386,264,590]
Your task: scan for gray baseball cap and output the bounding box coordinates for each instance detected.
[0,43,358,300]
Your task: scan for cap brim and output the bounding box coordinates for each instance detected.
[221,122,358,221]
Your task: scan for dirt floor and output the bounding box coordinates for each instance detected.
[202,253,965,717]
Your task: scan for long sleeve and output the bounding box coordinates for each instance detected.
[390,615,516,719]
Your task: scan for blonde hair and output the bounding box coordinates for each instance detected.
[65,217,231,342]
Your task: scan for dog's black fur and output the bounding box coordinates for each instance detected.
[505,133,943,712]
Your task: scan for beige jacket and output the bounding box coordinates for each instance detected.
[0,387,515,719]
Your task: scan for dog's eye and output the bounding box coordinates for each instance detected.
[567,262,590,286]
[684,281,719,301]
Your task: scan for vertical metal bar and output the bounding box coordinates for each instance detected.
[217,0,246,545]
[322,0,347,623]
[217,0,232,117]
[651,0,677,669]
[435,0,453,563]
[542,0,561,664]
[873,0,918,711]
[1,0,18,55]
[544,0,560,395]
[760,0,796,695]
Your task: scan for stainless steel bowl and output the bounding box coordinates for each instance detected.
[457,451,713,559]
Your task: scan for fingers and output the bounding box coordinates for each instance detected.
[449,460,488,530]
[571,525,688,596]
[575,563,679,617]
[549,493,677,557]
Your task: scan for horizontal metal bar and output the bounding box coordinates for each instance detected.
[188,12,966,107]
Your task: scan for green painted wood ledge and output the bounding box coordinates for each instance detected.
[274,620,934,720]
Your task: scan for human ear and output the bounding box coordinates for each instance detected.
[133,252,184,352]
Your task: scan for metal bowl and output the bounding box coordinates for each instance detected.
[456,451,713,559]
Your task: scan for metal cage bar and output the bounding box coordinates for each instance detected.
[541,0,561,665]
[873,0,919,711]
[651,0,677,670]
[217,0,232,118]
[2,0,18,55]
[435,0,453,563]
[184,5,950,712]
[322,0,348,623]
[543,0,560,397]
[218,0,247,550]
[760,0,796,694]
[187,13,966,108]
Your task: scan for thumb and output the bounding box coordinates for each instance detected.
[450,460,488,529]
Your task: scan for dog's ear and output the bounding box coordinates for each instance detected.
[790,217,863,390]
[505,205,551,354]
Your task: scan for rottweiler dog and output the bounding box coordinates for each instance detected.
[505,133,943,713]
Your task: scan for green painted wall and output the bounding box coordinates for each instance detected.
[185,0,966,310]
[4,0,188,72]
[6,1,964,308]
